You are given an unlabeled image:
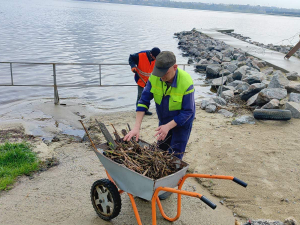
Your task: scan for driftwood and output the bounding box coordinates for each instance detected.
[95,119,116,150]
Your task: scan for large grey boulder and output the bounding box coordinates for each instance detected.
[219,69,231,77]
[200,99,216,110]
[250,63,261,72]
[237,61,246,68]
[200,51,208,59]
[195,64,208,71]
[188,48,198,56]
[226,64,238,73]
[237,54,247,61]
[289,93,300,103]
[251,59,265,68]
[212,96,227,106]
[261,79,270,87]
[256,88,288,105]
[235,82,250,94]
[242,71,266,85]
[231,115,255,125]
[240,83,267,101]
[268,73,289,89]
[227,80,244,87]
[226,74,234,83]
[206,64,222,79]
[206,45,215,51]
[217,85,235,95]
[261,99,280,109]
[214,45,223,52]
[264,67,274,75]
[221,90,234,100]
[285,102,300,118]
[247,93,259,106]
[195,59,211,71]
[211,76,227,86]
[287,72,299,81]
[218,109,234,118]
[286,82,300,93]
[205,104,217,113]
[222,57,231,62]
[232,65,249,80]
[222,49,232,57]
[272,70,285,77]
[211,56,222,64]
[232,53,240,60]
[215,51,224,59]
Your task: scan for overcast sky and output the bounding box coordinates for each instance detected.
[173,0,300,10]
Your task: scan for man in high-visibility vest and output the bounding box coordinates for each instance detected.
[125,51,195,200]
[129,47,161,115]
[125,51,195,159]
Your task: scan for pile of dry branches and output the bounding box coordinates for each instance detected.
[103,125,182,180]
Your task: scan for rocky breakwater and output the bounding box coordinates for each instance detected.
[224,32,300,59]
[174,29,300,124]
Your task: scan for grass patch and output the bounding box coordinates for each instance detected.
[0,142,39,190]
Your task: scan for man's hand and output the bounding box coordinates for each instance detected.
[154,120,177,141]
[154,124,171,141]
[123,126,140,142]
[131,67,137,73]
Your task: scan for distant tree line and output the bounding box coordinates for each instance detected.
[80,0,300,16]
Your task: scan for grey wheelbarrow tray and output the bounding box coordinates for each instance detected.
[79,120,248,225]
[96,141,189,201]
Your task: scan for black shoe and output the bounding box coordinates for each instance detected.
[145,111,153,116]
[158,192,172,200]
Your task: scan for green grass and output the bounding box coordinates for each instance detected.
[0,142,39,190]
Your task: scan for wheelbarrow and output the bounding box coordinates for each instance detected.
[80,120,247,225]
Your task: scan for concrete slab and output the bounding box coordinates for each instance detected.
[199,28,300,74]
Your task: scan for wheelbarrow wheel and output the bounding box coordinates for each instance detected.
[91,179,121,221]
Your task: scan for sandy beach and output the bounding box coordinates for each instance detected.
[0,99,299,224]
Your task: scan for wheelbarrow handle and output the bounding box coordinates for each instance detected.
[200,196,217,209]
[233,177,248,188]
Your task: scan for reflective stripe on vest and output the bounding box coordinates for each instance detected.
[137,52,155,88]
[149,68,194,111]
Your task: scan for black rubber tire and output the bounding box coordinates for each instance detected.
[91,179,121,221]
[253,109,292,120]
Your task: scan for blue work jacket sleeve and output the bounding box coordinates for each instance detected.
[136,81,153,112]
[129,53,139,68]
[173,85,195,127]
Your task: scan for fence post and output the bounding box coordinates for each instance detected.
[99,65,102,86]
[218,73,224,97]
[10,63,14,85]
[285,35,300,59]
[53,64,60,105]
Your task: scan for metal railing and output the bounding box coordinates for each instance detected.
[0,62,191,105]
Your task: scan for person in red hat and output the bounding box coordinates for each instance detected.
[129,47,161,115]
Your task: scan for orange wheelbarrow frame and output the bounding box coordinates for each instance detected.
[106,170,247,225]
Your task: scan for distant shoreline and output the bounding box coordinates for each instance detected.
[79,0,300,18]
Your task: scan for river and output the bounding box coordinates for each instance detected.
[1,0,300,111]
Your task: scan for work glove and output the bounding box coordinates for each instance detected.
[131,67,137,73]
